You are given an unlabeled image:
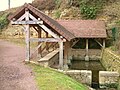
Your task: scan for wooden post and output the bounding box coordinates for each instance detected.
[64,41,70,70]
[25,9,30,62]
[85,39,89,61]
[103,39,105,49]
[46,32,49,51]
[59,41,63,69]
[38,29,41,55]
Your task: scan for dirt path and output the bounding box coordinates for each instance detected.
[0,39,38,90]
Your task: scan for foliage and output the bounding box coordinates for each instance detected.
[78,0,103,19]
[110,21,120,53]
[0,13,9,31]
[29,63,87,90]
[32,0,56,10]
[54,0,62,9]
[111,28,116,41]
[80,5,98,19]
[118,81,120,90]
[31,0,118,19]
[100,83,118,89]
[54,10,61,19]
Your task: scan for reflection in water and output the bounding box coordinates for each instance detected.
[69,60,106,89]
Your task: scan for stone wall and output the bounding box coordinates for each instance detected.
[101,49,120,73]
[70,49,101,60]
[101,49,120,89]
[99,71,119,88]
[64,70,92,86]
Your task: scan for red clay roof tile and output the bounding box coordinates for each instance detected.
[57,20,107,38]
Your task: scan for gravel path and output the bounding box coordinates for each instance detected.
[0,39,38,90]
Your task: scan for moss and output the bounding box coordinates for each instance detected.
[118,81,120,90]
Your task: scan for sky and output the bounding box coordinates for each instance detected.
[0,0,33,11]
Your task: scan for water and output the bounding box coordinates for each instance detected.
[69,60,106,89]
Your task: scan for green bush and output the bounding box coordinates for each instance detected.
[80,5,98,19]
[0,13,9,31]
[78,0,103,19]
[54,10,61,19]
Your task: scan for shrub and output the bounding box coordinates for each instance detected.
[78,0,103,19]
[54,10,61,19]
[80,5,98,19]
[0,13,9,31]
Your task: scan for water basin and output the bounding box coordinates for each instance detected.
[69,60,106,89]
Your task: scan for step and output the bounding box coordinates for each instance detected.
[38,49,59,67]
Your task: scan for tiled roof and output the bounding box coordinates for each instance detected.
[57,20,107,38]
[8,3,107,41]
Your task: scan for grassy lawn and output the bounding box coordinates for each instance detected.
[29,63,88,90]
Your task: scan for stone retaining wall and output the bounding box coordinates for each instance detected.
[99,71,119,88]
[64,70,92,86]
[63,70,119,89]
[101,49,120,73]
[70,49,101,60]
[101,49,120,89]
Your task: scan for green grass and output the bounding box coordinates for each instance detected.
[29,63,88,90]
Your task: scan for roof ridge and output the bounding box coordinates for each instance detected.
[27,4,75,40]
[8,3,75,41]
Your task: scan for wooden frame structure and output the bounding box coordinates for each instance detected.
[9,4,67,69]
[9,3,107,69]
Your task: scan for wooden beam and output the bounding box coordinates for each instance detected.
[11,20,43,25]
[39,24,60,39]
[30,43,43,58]
[47,43,57,51]
[38,30,41,55]
[103,39,105,49]
[71,39,80,47]
[30,38,60,42]
[21,25,26,32]
[86,39,88,56]
[29,13,38,21]
[46,32,49,51]
[32,26,39,32]
[64,41,70,70]
[59,41,64,69]
[85,39,89,61]
[17,13,26,21]
[94,39,103,47]
[25,10,30,62]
